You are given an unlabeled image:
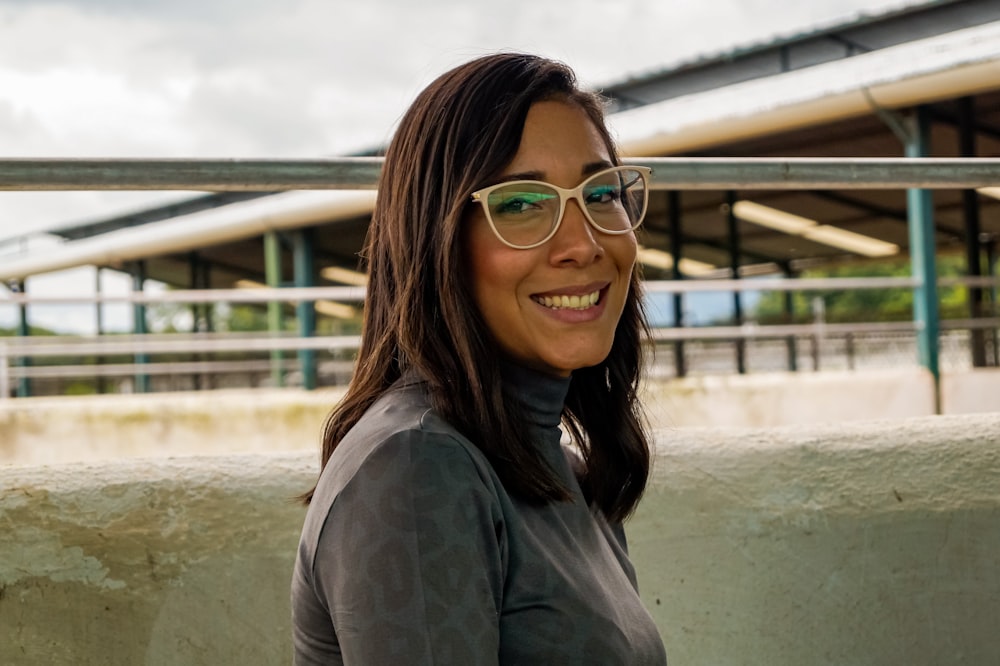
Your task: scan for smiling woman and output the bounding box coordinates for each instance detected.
[290,53,666,665]
[464,102,648,376]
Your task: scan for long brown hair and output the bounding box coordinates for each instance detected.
[305,53,652,523]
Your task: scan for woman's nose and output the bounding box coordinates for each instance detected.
[548,199,603,265]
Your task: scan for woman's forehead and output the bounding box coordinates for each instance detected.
[500,100,612,182]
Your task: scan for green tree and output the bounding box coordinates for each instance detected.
[752,255,972,324]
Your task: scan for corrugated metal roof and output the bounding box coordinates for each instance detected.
[611,18,1000,156]
[600,0,996,113]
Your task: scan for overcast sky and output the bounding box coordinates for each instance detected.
[0,0,922,332]
[0,0,922,239]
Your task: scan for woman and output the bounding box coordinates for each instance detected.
[291,53,666,665]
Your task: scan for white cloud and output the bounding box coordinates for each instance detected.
[0,0,921,333]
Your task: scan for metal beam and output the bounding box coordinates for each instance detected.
[0,157,998,191]
[808,190,964,241]
[927,105,1000,143]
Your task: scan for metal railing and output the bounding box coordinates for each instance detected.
[2,156,999,399]
[3,275,998,396]
[1,156,999,191]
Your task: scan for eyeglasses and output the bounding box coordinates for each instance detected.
[469,165,652,249]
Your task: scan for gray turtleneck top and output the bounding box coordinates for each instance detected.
[291,366,667,665]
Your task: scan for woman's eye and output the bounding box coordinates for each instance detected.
[492,191,554,216]
[586,185,621,205]
[496,197,534,214]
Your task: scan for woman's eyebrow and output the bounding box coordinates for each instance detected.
[493,170,544,183]
[582,160,614,175]
[495,161,615,185]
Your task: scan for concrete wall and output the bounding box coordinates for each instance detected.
[641,367,938,429]
[0,455,315,665]
[5,367,999,465]
[940,367,1000,414]
[2,413,999,665]
[0,388,345,466]
[630,415,1000,665]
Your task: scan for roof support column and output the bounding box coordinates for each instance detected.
[668,191,687,378]
[264,231,284,388]
[292,229,317,390]
[189,252,213,334]
[726,192,746,374]
[782,264,798,372]
[189,252,212,391]
[958,96,988,367]
[987,241,999,365]
[905,106,940,405]
[130,261,150,394]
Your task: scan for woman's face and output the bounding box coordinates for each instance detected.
[464,99,637,377]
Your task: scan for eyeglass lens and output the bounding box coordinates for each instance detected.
[485,168,647,247]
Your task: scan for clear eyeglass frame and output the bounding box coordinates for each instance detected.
[469,165,653,250]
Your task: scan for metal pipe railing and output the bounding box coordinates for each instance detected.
[4,321,996,385]
[2,157,998,399]
[3,276,997,304]
[0,334,361,357]
[0,157,998,191]
[0,286,367,305]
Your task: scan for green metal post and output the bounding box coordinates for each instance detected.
[131,262,150,393]
[905,106,940,401]
[293,229,317,390]
[15,279,31,397]
[264,231,284,388]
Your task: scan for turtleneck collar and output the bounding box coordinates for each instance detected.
[500,362,571,431]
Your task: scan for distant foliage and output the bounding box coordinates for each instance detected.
[0,324,59,336]
[752,255,973,324]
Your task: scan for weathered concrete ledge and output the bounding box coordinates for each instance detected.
[7,367,998,465]
[0,387,346,466]
[1,454,318,665]
[2,412,998,665]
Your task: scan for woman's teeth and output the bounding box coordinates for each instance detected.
[535,291,600,310]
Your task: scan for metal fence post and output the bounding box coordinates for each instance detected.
[668,191,687,378]
[293,229,317,390]
[131,262,150,393]
[15,279,31,397]
[0,342,9,401]
[905,107,941,409]
[264,231,285,388]
[726,192,746,374]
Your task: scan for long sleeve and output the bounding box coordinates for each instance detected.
[294,428,506,665]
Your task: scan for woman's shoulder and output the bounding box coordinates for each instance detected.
[309,379,497,513]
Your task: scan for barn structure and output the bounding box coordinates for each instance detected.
[2,0,999,396]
